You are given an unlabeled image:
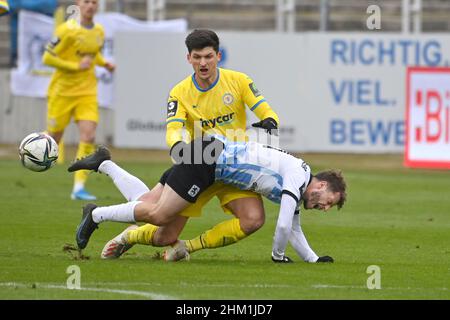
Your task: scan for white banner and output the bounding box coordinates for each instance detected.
[113,32,450,152]
[10,10,187,108]
[405,67,450,169]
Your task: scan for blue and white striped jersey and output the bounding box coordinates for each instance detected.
[212,136,319,263]
[215,139,311,204]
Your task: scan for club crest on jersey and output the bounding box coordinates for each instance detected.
[167,101,178,118]
[222,93,234,106]
[249,82,261,97]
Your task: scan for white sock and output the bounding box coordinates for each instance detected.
[73,182,84,193]
[92,201,141,224]
[98,160,150,201]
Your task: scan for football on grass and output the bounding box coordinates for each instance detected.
[19,132,59,172]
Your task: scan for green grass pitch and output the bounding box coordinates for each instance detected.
[0,148,449,300]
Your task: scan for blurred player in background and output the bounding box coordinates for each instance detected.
[119,29,281,257]
[0,0,9,16]
[42,0,115,200]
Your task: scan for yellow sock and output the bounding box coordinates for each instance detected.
[186,218,247,253]
[127,224,159,245]
[56,139,65,164]
[74,141,96,187]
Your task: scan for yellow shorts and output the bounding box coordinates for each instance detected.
[180,182,261,218]
[47,95,99,133]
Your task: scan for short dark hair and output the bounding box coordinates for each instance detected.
[315,170,347,210]
[185,29,220,53]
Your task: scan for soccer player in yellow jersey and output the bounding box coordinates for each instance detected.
[94,29,281,260]
[42,0,115,200]
[0,1,9,16]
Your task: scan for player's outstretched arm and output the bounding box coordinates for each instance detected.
[289,214,321,263]
[272,193,297,261]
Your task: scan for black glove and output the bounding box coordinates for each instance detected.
[252,117,278,134]
[272,255,293,263]
[169,141,188,164]
[316,256,334,263]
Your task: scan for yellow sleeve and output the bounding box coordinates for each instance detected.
[95,52,107,67]
[166,122,184,148]
[42,24,79,71]
[95,27,107,67]
[251,101,280,125]
[241,74,280,125]
[165,93,187,148]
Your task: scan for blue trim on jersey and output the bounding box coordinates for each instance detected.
[217,170,253,188]
[166,118,185,124]
[269,187,282,203]
[215,163,284,203]
[192,68,220,92]
[250,99,266,111]
[81,23,95,30]
[216,163,284,187]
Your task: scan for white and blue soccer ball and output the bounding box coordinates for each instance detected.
[19,132,59,172]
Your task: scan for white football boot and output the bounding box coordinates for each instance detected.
[101,225,138,259]
[162,240,190,262]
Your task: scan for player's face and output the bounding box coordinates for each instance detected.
[77,0,98,20]
[303,183,340,212]
[187,47,221,82]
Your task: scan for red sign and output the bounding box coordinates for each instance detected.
[405,67,450,169]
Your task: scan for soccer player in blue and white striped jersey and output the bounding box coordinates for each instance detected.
[213,136,346,262]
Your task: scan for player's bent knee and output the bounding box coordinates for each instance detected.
[240,214,265,234]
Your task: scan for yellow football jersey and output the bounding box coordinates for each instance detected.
[43,19,107,97]
[0,1,9,16]
[166,68,279,147]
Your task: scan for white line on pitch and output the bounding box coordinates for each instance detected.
[312,284,448,291]
[0,282,177,300]
[79,281,294,289]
